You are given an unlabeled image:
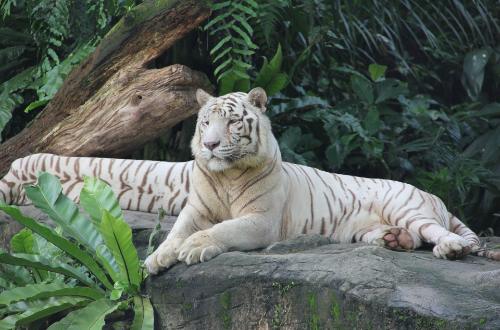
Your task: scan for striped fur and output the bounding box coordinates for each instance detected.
[1,88,498,274]
[0,155,192,215]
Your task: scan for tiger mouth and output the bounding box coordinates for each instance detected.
[202,146,245,163]
[206,153,227,161]
[207,154,240,164]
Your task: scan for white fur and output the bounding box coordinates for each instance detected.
[144,89,482,274]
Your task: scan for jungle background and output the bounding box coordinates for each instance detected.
[1,0,499,234]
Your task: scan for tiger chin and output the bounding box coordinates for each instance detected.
[144,87,500,274]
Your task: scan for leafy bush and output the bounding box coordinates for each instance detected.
[0,173,153,329]
[0,0,140,141]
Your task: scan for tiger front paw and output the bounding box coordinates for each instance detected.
[433,234,472,260]
[177,231,226,265]
[144,237,184,275]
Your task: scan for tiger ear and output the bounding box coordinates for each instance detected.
[248,87,267,112]
[196,89,213,107]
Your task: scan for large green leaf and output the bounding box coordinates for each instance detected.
[25,173,121,284]
[10,228,34,254]
[0,204,113,290]
[131,296,154,330]
[233,77,251,93]
[375,79,409,103]
[368,63,387,82]
[9,229,48,281]
[79,176,123,283]
[32,229,64,260]
[0,253,95,289]
[265,73,288,96]
[254,44,288,95]
[47,298,120,330]
[0,283,65,306]
[464,126,500,165]
[350,75,373,104]
[79,176,123,224]
[99,211,141,290]
[219,70,247,95]
[0,282,104,306]
[24,173,103,254]
[461,47,492,101]
[33,287,105,301]
[0,261,33,287]
[0,297,88,329]
[363,109,381,135]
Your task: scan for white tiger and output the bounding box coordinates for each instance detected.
[0,88,498,275]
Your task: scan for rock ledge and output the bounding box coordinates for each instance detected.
[145,235,500,330]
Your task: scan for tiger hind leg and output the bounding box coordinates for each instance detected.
[406,217,472,260]
[360,221,471,259]
[357,225,421,251]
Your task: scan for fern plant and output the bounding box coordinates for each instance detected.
[205,0,292,95]
[205,0,259,94]
[0,173,153,329]
[254,0,290,46]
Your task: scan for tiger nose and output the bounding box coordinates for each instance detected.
[204,141,220,150]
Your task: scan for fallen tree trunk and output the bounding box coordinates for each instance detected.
[0,0,212,175]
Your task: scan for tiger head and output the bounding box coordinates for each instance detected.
[191,88,274,172]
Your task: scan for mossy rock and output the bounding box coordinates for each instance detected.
[144,235,500,329]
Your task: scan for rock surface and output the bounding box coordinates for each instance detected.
[143,234,500,330]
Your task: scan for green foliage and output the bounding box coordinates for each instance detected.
[10,228,34,254]
[254,0,290,46]
[0,205,112,289]
[99,211,141,290]
[205,0,259,94]
[0,173,153,329]
[253,44,288,96]
[80,176,123,223]
[205,1,289,95]
[0,252,97,288]
[131,296,155,330]
[0,296,89,328]
[0,282,104,306]
[0,0,141,141]
[47,298,121,330]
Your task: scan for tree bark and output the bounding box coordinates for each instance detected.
[0,0,213,175]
